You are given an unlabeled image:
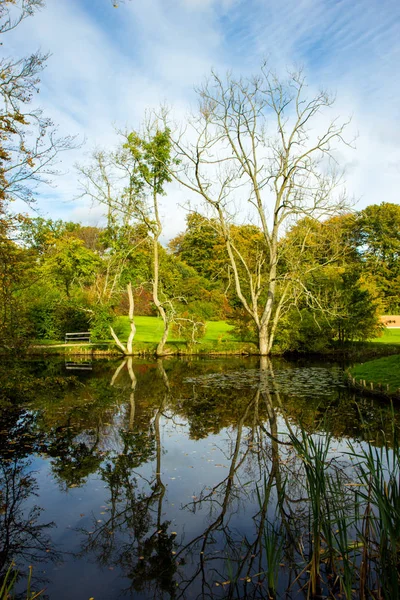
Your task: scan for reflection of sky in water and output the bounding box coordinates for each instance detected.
[1,357,398,599]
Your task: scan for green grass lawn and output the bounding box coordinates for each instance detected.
[370,328,400,344]
[115,315,236,343]
[349,354,400,394]
[30,316,255,354]
[109,315,255,354]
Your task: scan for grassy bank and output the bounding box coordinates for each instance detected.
[28,316,256,356]
[28,319,400,357]
[348,354,400,396]
[329,328,400,361]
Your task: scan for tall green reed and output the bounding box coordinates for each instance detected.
[255,473,285,598]
[289,427,333,597]
[0,564,44,600]
[349,416,400,599]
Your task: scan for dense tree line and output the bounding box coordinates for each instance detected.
[0,201,397,353]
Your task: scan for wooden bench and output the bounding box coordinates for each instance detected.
[65,361,93,370]
[65,332,91,344]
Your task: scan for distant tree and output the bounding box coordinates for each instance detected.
[42,234,101,298]
[355,203,400,313]
[20,217,79,252]
[274,215,382,351]
[0,218,35,349]
[169,215,269,320]
[169,212,226,282]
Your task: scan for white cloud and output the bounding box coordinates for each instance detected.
[1,0,399,235]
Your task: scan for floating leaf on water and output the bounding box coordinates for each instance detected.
[185,367,344,398]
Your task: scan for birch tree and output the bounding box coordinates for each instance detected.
[173,66,351,354]
[123,126,176,356]
[78,125,176,356]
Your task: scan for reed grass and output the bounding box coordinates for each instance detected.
[255,475,285,599]
[0,564,44,600]
[263,520,284,598]
[288,427,334,597]
[255,414,400,598]
[349,414,400,598]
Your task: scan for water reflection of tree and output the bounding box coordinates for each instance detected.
[4,358,397,597]
[177,391,259,598]
[172,356,301,600]
[78,357,321,599]
[79,358,178,598]
[172,356,353,599]
[0,370,118,490]
[0,458,60,586]
[33,375,123,490]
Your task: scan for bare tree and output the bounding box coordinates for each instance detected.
[77,147,148,305]
[0,1,44,34]
[109,282,136,355]
[77,149,146,354]
[172,65,351,354]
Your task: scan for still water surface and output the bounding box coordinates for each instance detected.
[0,357,398,599]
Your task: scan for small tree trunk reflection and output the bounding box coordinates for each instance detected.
[110,356,137,430]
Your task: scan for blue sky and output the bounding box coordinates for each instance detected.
[4,0,400,239]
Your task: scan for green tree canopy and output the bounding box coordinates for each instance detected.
[355,203,400,312]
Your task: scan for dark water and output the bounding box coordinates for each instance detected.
[0,356,398,599]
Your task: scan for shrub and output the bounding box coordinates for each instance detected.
[229,308,257,342]
[172,312,206,346]
[89,304,114,341]
[28,300,90,340]
[274,309,332,354]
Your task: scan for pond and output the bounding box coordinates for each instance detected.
[1,356,399,599]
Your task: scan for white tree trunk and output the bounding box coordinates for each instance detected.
[126,282,136,355]
[258,323,271,356]
[152,231,171,356]
[110,282,136,355]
